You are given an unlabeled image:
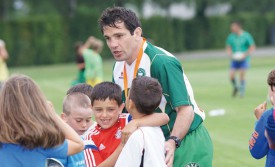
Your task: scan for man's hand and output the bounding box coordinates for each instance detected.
[165,139,176,167]
[121,120,138,144]
[254,102,267,120]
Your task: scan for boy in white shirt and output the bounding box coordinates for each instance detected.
[115,76,167,167]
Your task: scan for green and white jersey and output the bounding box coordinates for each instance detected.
[112,41,205,139]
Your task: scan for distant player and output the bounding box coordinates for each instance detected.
[226,21,256,97]
[115,77,166,167]
[249,69,275,166]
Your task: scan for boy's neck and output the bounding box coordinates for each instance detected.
[130,108,146,119]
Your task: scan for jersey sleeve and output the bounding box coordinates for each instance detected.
[249,109,271,159]
[119,113,132,126]
[226,34,232,47]
[114,129,144,167]
[84,134,103,167]
[153,57,192,108]
[246,33,255,46]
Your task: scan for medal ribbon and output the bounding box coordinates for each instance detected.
[123,38,146,98]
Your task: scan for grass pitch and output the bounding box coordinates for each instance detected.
[10,56,275,166]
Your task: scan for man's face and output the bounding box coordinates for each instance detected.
[63,107,93,135]
[103,21,139,62]
[92,98,124,129]
[231,23,240,33]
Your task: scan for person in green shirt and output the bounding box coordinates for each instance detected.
[77,36,104,87]
[226,21,256,97]
[98,7,213,167]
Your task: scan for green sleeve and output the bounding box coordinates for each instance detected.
[246,33,255,46]
[152,57,192,108]
[226,34,232,47]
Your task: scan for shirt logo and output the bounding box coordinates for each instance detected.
[99,144,106,151]
[185,162,200,167]
[136,68,146,77]
[119,71,124,79]
[115,129,122,139]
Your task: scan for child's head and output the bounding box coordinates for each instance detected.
[62,92,93,135]
[127,76,162,116]
[0,75,65,149]
[91,82,124,129]
[267,69,275,104]
[67,83,93,101]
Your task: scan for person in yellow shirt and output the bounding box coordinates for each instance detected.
[0,39,9,87]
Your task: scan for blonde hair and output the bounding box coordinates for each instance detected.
[63,92,91,115]
[91,39,103,54]
[0,75,65,149]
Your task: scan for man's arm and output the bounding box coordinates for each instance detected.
[165,105,194,167]
[244,45,256,57]
[226,46,233,57]
[97,144,124,167]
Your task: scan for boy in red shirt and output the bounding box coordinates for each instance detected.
[84,82,169,167]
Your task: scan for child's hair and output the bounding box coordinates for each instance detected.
[91,82,122,106]
[67,83,93,100]
[74,41,83,55]
[267,69,275,90]
[63,92,91,115]
[91,39,103,54]
[0,75,65,149]
[129,76,162,115]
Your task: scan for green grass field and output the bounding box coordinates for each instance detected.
[10,56,275,166]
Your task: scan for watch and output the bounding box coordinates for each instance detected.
[168,136,181,148]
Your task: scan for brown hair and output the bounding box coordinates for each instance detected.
[63,92,91,115]
[129,77,162,115]
[268,69,275,91]
[91,82,122,106]
[67,83,93,101]
[0,75,65,149]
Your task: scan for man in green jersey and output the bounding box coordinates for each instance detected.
[98,7,213,167]
[226,21,256,97]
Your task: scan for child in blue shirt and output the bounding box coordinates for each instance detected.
[249,69,275,166]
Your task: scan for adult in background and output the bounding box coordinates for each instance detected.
[98,7,213,167]
[226,21,256,97]
[0,39,9,87]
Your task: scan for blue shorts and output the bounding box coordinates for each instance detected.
[230,60,249,70]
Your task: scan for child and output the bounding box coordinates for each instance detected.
[0,75,84,167]
[249,69,275,166]
[60,92,94,167]
[265,107,275,167]
[115,76,166,166]
[84,81,169,167]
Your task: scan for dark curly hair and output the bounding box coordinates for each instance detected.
[98,7,141,35]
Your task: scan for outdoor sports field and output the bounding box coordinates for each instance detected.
[10,55,275,166]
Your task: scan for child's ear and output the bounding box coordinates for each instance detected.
[118,103,125,114]
[60,113,68,122]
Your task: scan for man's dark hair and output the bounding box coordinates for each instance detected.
[267,69,275,91]
[91,82,122,106]
[67,83,93,100]
[98,7,141,35]
[231,20,242,27]
[129,76,162,115]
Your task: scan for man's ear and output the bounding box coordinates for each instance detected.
[134,27,142,38]
[61,113,68,122]
[118,103,125,114]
